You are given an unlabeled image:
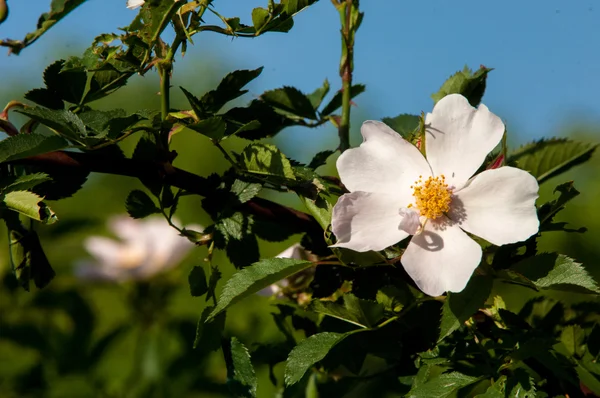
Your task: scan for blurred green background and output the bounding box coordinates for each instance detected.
[1,2,599,397]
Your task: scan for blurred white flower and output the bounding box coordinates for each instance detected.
[331,94,539,297]
[257,243,315,298]
[75,216,200,282]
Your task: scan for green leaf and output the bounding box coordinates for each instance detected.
[439,275,492,341]
[511,253,600,294]
[200,68,264,115]
[307,150,334,170]
[261,86,317,120]
[241,143,296,180]
[284,332,346,386]
[508,139,597,184]
[299,192,333,232]
[407,372,480,398]
[224,337,258,398]
[0,0,87,55]
[538,181,581,231]
[321,84,365,116]
[224,100,296,140]
[193,305,226,353]
[251,7,270,32]
[431,65,492,106]
[588,324,600,358]
[182,68,263,118]
[307,79,330,110]
[188,266,208,297]
[230,179,262,204]
[16,107,87,142]
[310,293,384,328]
[125,189,160,219]
[0,173,52,194]
[207,258,313,321]
[477,376,505,397]
[381,114,420,139]
[376,285,410,313]
[560,325,586,358]
[24,88,65,110]
[212,212,260,269]
[8,226,55,291]
[78,109,141,140]
[187,117,227,141]
[2,191,57,224]
[0,134,69,163]
[504,368,536,398]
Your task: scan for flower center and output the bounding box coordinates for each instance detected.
[410,175,452,220]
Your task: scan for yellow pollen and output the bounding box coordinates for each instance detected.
[411,175,452,220]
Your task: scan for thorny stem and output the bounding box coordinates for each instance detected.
[10,151,322,238]
[335,0,357,153]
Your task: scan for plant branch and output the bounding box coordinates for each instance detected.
[10,151,322,237]
[335,0,358,153]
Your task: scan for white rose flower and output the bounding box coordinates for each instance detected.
[75,215,199,282]
[331,94,539,297]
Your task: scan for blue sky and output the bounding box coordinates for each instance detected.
[1,0,599,156]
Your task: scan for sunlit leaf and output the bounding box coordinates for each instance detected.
[223,337,257,398]
[284,332,346,386]
[207,258,313,321]
[431,65,492,106]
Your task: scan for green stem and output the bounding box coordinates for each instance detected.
[336,0,355,153]
[214,141,238,168]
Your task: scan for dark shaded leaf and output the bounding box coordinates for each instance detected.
[261,86,317,120]
[125,189,160,219]
[188,266,208,297]
[187,117,227,141]
[194,305,226,353]
[307,150,334,169]
[439,275,493,341]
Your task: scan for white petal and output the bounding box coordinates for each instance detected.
[331,191,410,252]
[398,207,421,235]
[126,0,145,9]
[452,166,539,246]
[84,237,125,266]
[425,94,505,188]
[401,218,482,296]
[276,243,309,260]
[337,120,431,201]
[108,216,141,241]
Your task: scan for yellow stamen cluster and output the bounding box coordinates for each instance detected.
[410,175,452,220]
